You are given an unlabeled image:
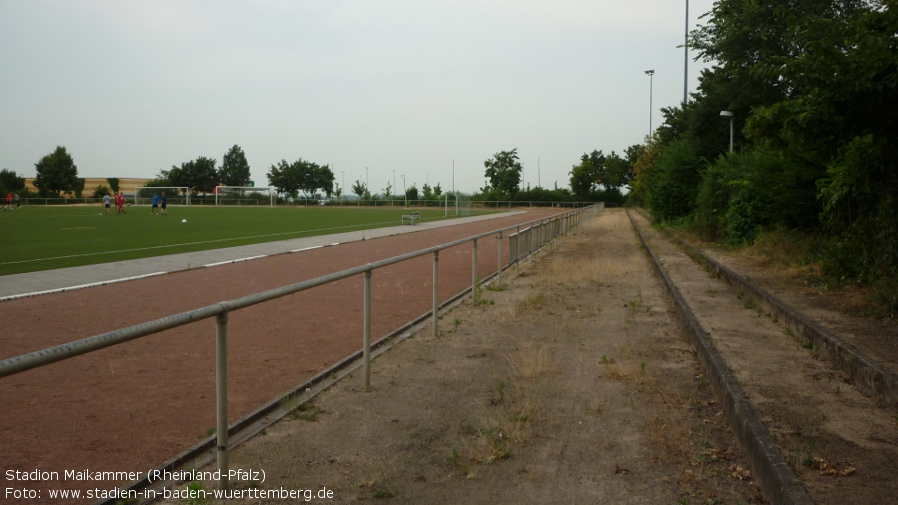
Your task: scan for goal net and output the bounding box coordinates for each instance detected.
[443,193,472,217]
[133,187,190,205]
[214,186,276,206]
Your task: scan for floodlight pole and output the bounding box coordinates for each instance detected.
[645,70,655,145]
[684,0,689,105]
[537,157,541,188]
[452,159,455,195]
[401,175,407,208]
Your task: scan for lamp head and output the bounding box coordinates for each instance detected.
[644,69,655,76]
[719,110,734,117]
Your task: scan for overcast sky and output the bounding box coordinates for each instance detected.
[1,0,716,194]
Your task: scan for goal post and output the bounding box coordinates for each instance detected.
[133,187,190,206]
[214,186,276,206]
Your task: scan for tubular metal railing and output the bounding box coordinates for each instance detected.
[0,203,602,492]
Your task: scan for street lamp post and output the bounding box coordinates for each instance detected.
[392,169,396,200]
[537,157,541,188]
[401,175,407,208]
[341,171,345,201]
[365,167,369,189]
[684,0,689,105]
[452,159,455,194]
[720,111,734,153]
[645,70,655,145]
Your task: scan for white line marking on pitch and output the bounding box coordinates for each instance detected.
[204,255,268,268]
[0,272,168,302]
[291,245,324,253]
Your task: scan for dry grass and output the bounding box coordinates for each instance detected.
[515,291,548,315]
[355,457,397,499]
[603,358,654,387]
[506,341,558,379]
[545,247,644,286]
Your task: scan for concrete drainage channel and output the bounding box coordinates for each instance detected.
[626,209,813,505]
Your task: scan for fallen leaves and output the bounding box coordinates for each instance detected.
[811,458,857,477]
[728,464,752,481]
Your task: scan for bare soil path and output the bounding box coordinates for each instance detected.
[160,208,762,504]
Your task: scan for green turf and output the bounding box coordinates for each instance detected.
[0,205,488,276]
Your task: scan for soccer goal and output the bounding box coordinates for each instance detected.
[214,186,276,206]
[444,193,471,216]
[133,187,190,205]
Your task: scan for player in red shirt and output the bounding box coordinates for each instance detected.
[116,192,125,214]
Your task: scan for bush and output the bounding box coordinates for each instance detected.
[648,137,705,220]
[94,184,112,198]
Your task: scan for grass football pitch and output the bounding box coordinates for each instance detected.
[0,205,489,276]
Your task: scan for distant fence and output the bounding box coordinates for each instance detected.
[0,204,602,496]
[17,197,601,208]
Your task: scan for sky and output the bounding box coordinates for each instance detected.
[0,0,717,194]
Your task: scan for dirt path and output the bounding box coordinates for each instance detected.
[163,209,761,504]
[629,210,898,504]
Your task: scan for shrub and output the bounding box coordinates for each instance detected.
[94,184,112,198]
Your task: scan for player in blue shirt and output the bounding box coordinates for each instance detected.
[152,193,160,215]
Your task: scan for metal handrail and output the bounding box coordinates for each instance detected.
[0,203,601,491]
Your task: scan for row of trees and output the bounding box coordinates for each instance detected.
[12,142,638,202]
[478,147,637,204]
[151,145,253,194]
[631,0,897,314]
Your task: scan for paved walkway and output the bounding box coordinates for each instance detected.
[0,212,523,301]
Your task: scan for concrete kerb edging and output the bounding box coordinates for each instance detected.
[637,209,898,412]
[626,209,813,505]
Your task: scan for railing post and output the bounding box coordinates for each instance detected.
[515,226,521,275]
[363,268,372,388]
[472,239,478,305]
[432,251,439,337]
[497,231,503,288]
[215,309,229,491]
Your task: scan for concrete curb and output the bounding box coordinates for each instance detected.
[640,210,898,412]
[627,209,813,505]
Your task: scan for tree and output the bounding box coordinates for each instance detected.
[569,150,605,197]
[383,182,393,199]
[267,158,335,199]
[484,149,523,198]
[94,185,112,198]
[106,178,120,193]
[351,180,368,198]
[34,146,78,197]
[405,185,419,201]
[0,169,25,196]
[647,137,704,220]
[268,159,302,198]
[186,156,219,194]
[220,145,251,186]
[311,164,336,197]
[603,152,633,189]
